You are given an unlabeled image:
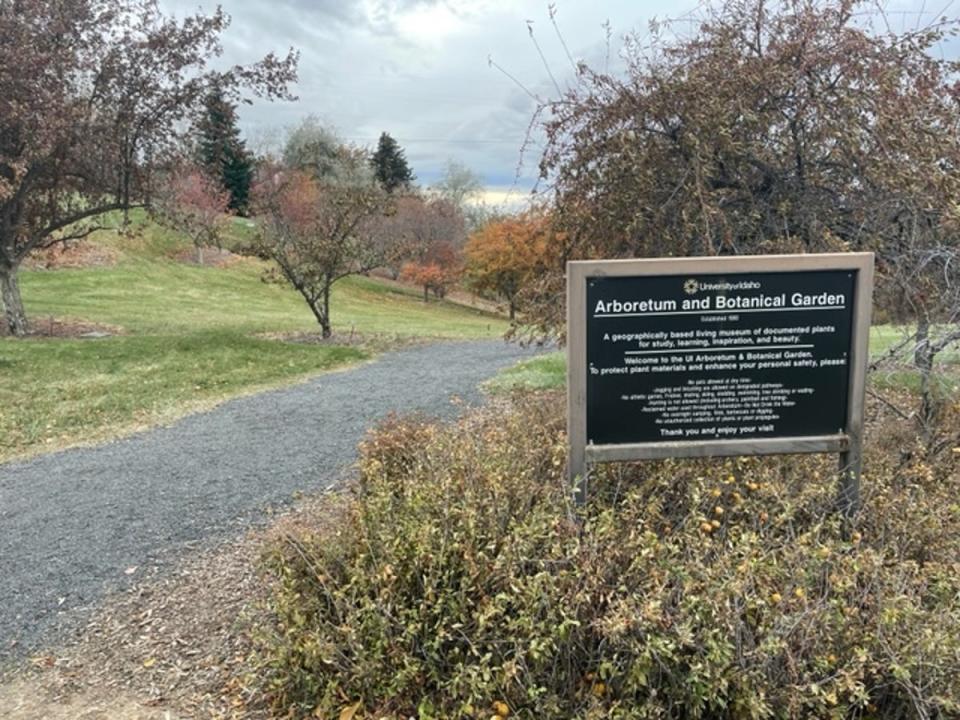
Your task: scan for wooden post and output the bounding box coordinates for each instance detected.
[567,261,588,505]
[837,256,873,518]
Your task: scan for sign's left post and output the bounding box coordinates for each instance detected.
[567,261,589,505]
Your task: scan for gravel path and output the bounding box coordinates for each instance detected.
[0,340,538,665]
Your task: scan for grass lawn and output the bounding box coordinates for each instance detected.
[0,334,366,460]
[0,219,508,462]
[869,324,960,394]
[19,261,505,338]
[484,351,565,394]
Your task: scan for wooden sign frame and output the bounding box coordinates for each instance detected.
[567,253,874,512]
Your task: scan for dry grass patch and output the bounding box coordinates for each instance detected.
[23,242,120,270]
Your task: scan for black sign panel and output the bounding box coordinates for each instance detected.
[586,270,856,445]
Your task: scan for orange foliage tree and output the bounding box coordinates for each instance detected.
[464,213,550,320]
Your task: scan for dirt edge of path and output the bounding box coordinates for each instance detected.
[0,490,348,720]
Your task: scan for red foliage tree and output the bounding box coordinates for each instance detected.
[0,0,297,335]
[151,166,231,264]
[383,195,465,301]
[252,160,388,337]
[531,0,960,358]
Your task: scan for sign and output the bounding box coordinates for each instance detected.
[567,254,874,509]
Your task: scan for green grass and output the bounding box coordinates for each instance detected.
[1,217,509,461]
[484,351,566,394]
[64,207,258,259]
[0,333,366,460]
[22,215,505,338]
[20,260,503,338]
[869,324,960,393]
[870,324,960,362]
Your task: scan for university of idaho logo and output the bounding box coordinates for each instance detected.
[683,278,699,295]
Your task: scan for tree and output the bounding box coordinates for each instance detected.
[385,195,466,300]
[531,0,960,409]
[401,240,460,302]
[283,116,344,181]
[370,132,414,193]
[252,157,388,337]
[196,87,254,214]
[432,158,492,231]
[432,159,482,208]
[151,166,231,265]
[0,0,297,336]
[366,194,468,283]
[465,212,550,320]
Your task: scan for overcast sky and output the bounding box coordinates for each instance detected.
[159,0,950,208]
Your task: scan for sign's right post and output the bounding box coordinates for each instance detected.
[837,257,875,517]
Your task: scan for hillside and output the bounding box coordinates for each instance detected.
[0,213,508,462]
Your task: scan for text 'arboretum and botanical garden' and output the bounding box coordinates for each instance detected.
[585,271,856,445]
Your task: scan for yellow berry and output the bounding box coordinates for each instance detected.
[794,587,806,599]
[713,506,724,516]
[710,519,721,529]
[492,701,510,717]
[770,592,782,604]
[711,488,722,498]
[700,521,714,533]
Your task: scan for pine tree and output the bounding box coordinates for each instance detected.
[196,88,254,214]
[370,131,414,193]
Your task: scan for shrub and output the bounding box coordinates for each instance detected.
[259,395,960,719]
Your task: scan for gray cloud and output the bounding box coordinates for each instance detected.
[159,0,675,193]
[160,0,945,198]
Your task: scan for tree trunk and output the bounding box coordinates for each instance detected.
[320,283,332,339]
[915,310,930,368]
[508,298,516,321]
[915,310,937,440]
[297,279,333,340]
[197,244,204,265]
[1,264,28,337]
[423,285,429,303]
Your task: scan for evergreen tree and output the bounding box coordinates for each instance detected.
[196,88,254,214]
[370,131,414,193]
